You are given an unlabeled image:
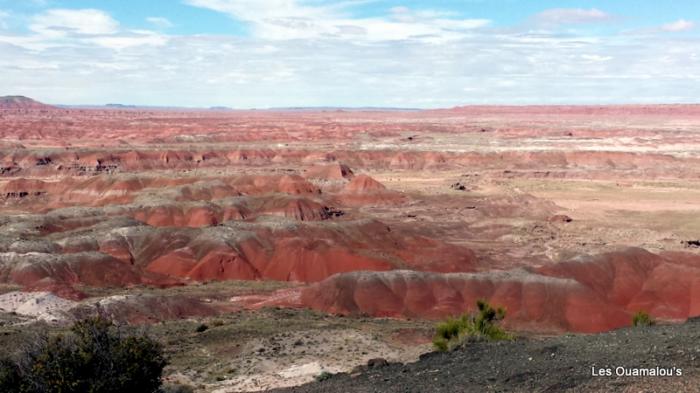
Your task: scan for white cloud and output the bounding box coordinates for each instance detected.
[183,0,489,41]
[184,0,327,21]
[389,6,457,22]
[534,8,612,26]
[146,17,174,29]
[3,28,700,108]
[1,3,700,107]
[3,9,167,51]
[88,31,168,49]
[580,54,613,63]
[661,19,694,32]
[30,9,120,37]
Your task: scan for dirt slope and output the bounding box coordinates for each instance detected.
[274,318,700,393]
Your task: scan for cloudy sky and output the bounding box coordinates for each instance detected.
[0,0,699,108]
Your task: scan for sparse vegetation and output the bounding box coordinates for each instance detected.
[195,323,209,333]
[433,300,513,351]
[0,316,167,393]
[632,311,656,327]
[315,371,334,382]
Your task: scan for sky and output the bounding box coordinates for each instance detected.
[0,0,699,108]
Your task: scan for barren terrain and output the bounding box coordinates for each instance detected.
[1,100,700,391]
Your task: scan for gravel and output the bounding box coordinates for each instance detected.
[274,318,700,393]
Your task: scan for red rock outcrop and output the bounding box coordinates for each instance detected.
[229,175,320,195]
[336,174,404,206]
[342,174,386,193]
[246,195,330,221]
[133,204,246,227]
[78,219,479,284]
[0,251,178,298]
[299,248,700,333]
[141,234,394,283]
[305,163,354,180]
[300,269,626,333]
[0,174,323,213]
[537,249,700,321]
[131,195,329,227]
[2,145,698,179]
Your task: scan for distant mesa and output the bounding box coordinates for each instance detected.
[97,104,233,111]
[0,95,55,110]
[105,103,139,109]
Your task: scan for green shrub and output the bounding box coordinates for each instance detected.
[433,300,513,351]
[315,371,333,382]
[0,316,167,393]
[632,311,655,327]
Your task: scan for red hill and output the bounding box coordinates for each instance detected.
[0,95,55,110]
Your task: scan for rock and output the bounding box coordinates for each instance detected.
[548,214,573,223]
[367,358,389,369]
[682,240,700,248]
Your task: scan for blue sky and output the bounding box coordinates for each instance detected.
[0,0,699,107]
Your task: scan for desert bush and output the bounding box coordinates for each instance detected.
[632,311,655,327]
[432,315,468,351]
[433,300,513,351]
[315,371,333,382]
[0,316,167,393]
[195,323,209,333]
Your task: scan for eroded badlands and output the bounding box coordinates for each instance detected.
[2,102,700,390]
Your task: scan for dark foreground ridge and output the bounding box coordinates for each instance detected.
[274,318,700,393]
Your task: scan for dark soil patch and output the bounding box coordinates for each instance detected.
[274,319,700,393]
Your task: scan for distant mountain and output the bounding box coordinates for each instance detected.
[105,103,139,109]
[52,102,422,112]
[268,106,422,112]
[60,103,234,111]
[0,96,56,110]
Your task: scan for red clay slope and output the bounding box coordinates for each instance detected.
[0,251,179,300]
[305,163,355,180]
[300,248,700,333]
[0,219,479,295]
[335,174,405,206]
[137,220,478,282]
